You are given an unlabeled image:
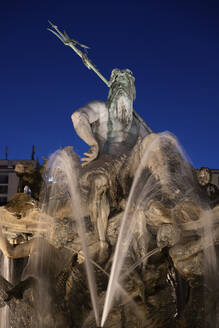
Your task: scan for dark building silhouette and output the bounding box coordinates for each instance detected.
[210,169,219,188]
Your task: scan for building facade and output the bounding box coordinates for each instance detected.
[0,159,37,205]
[210,169,219,188]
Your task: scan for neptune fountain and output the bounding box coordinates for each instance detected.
[0,23,218,328]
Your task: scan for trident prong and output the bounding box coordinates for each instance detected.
[47,28,65,44]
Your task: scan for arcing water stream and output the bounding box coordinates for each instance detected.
[101,132,218,326]
[0,254,12,328]
[47,148,100,326]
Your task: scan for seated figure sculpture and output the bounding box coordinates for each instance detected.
[71,68,168,260]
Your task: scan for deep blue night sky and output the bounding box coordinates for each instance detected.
[1,1,219,169]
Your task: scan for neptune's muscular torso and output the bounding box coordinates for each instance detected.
[88,101,147,156]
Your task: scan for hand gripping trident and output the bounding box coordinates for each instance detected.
[47,21,152,133]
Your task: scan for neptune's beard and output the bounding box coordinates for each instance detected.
[107,89,133,127]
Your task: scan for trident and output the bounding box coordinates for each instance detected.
[47,21,152,133]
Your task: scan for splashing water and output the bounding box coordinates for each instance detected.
[101,131,217,327]
[201,209,218,326]
[28,133,217,327]
[81,247,161,328]
[0,255,12,328]
[45,148,100,326]
[101,134,168,326]
[121,247,161,280]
